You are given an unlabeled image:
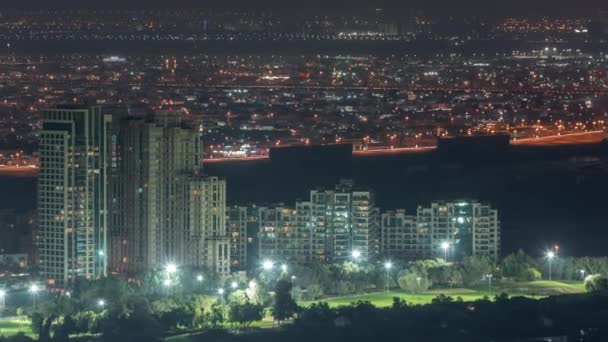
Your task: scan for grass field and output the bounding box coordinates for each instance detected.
[301,281,585,308]
[301,289,485,307]
[0,319,34,338]
[0,281,587,340]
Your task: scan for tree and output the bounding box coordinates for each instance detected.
[207,302,224,328]
[303,284,324,300]
[397,272,429,293]
[273,279,298,323]
[228,301,264,328]
[428,265,462,288]
[16,308,26,329]
[501,250,537,281]
[336,281,355,295]
[30,312,44,336]
[585,274,608,292]
[431,294,454,304]
[460,256,492,286]
[525,267,542,281]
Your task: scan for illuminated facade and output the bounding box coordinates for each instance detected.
[255,180,381,264]
[227,206,249,271]
[187,176,230,275]
[258,206,298,261]
[381,210,420,259]
[416,201,500,260]
[38,106,112,287]
[110,111,229,275]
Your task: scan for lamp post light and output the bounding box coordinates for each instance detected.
[231,281,238,290]
[580,269,586,281]
[351,250,361,262]
[546,251,555,281]
[0,289,5,320]
[29,284,39,310]
[262,259,274,271]
[217,288,226,305]
[416,277,422,292]
[280,264,288,274]
[97,299,106,310]
[441,241,450,261]
[196,274,203,282]
[486,274,493,295]
[384,261,393,293]
[165,263,177,275]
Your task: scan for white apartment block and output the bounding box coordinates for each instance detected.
[38,106,112,287]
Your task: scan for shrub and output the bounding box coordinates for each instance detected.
[397,272,430,293]
[524,267,542,281]
[584,274,608,292]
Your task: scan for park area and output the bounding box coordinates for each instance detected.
[0,280,586,340]
[0,318,34,338]
[300,280,585,307]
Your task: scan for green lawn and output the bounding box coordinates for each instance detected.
[300,281,585,308]
[0,319,34,338]
[300,289,487,308]
[490,281,585,296]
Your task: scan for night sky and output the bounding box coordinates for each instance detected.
[3,0,607,16]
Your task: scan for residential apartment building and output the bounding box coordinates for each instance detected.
[415,200,500,261]
[252,180,381,264]
[109,111,229,275]
[380,209,420,259]
[38,106,112,287]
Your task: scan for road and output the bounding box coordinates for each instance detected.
[0,166,39,177]
[203,131,606,163]
[512,130,607,146]
[0,132,604,169]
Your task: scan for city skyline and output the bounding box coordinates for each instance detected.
[0,4,607,342]
[4,0,608,16]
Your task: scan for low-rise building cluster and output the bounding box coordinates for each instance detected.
[227,180,501,272]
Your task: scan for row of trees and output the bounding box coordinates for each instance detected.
[288,251,608,298]
[256,292,608,342]
[5,276,300,342]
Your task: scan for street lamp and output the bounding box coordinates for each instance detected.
[416,277,422,291]
[262,259,274,271]
[290,275,297,296]
[486,274,493,294]
[163,279,172,287]
[441,241,450,261]
[231,281,238,290]
[280,264,288,273]
[196,274,203,282]
[97,299,105,309]
[29,284,39,309]
[165,263,177,275]
[580,269,586,281]
[384,261,393,293]
[546,251,555,281]
[352,250,361,262]
[0,289,5,320]
[217,288,225,295]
